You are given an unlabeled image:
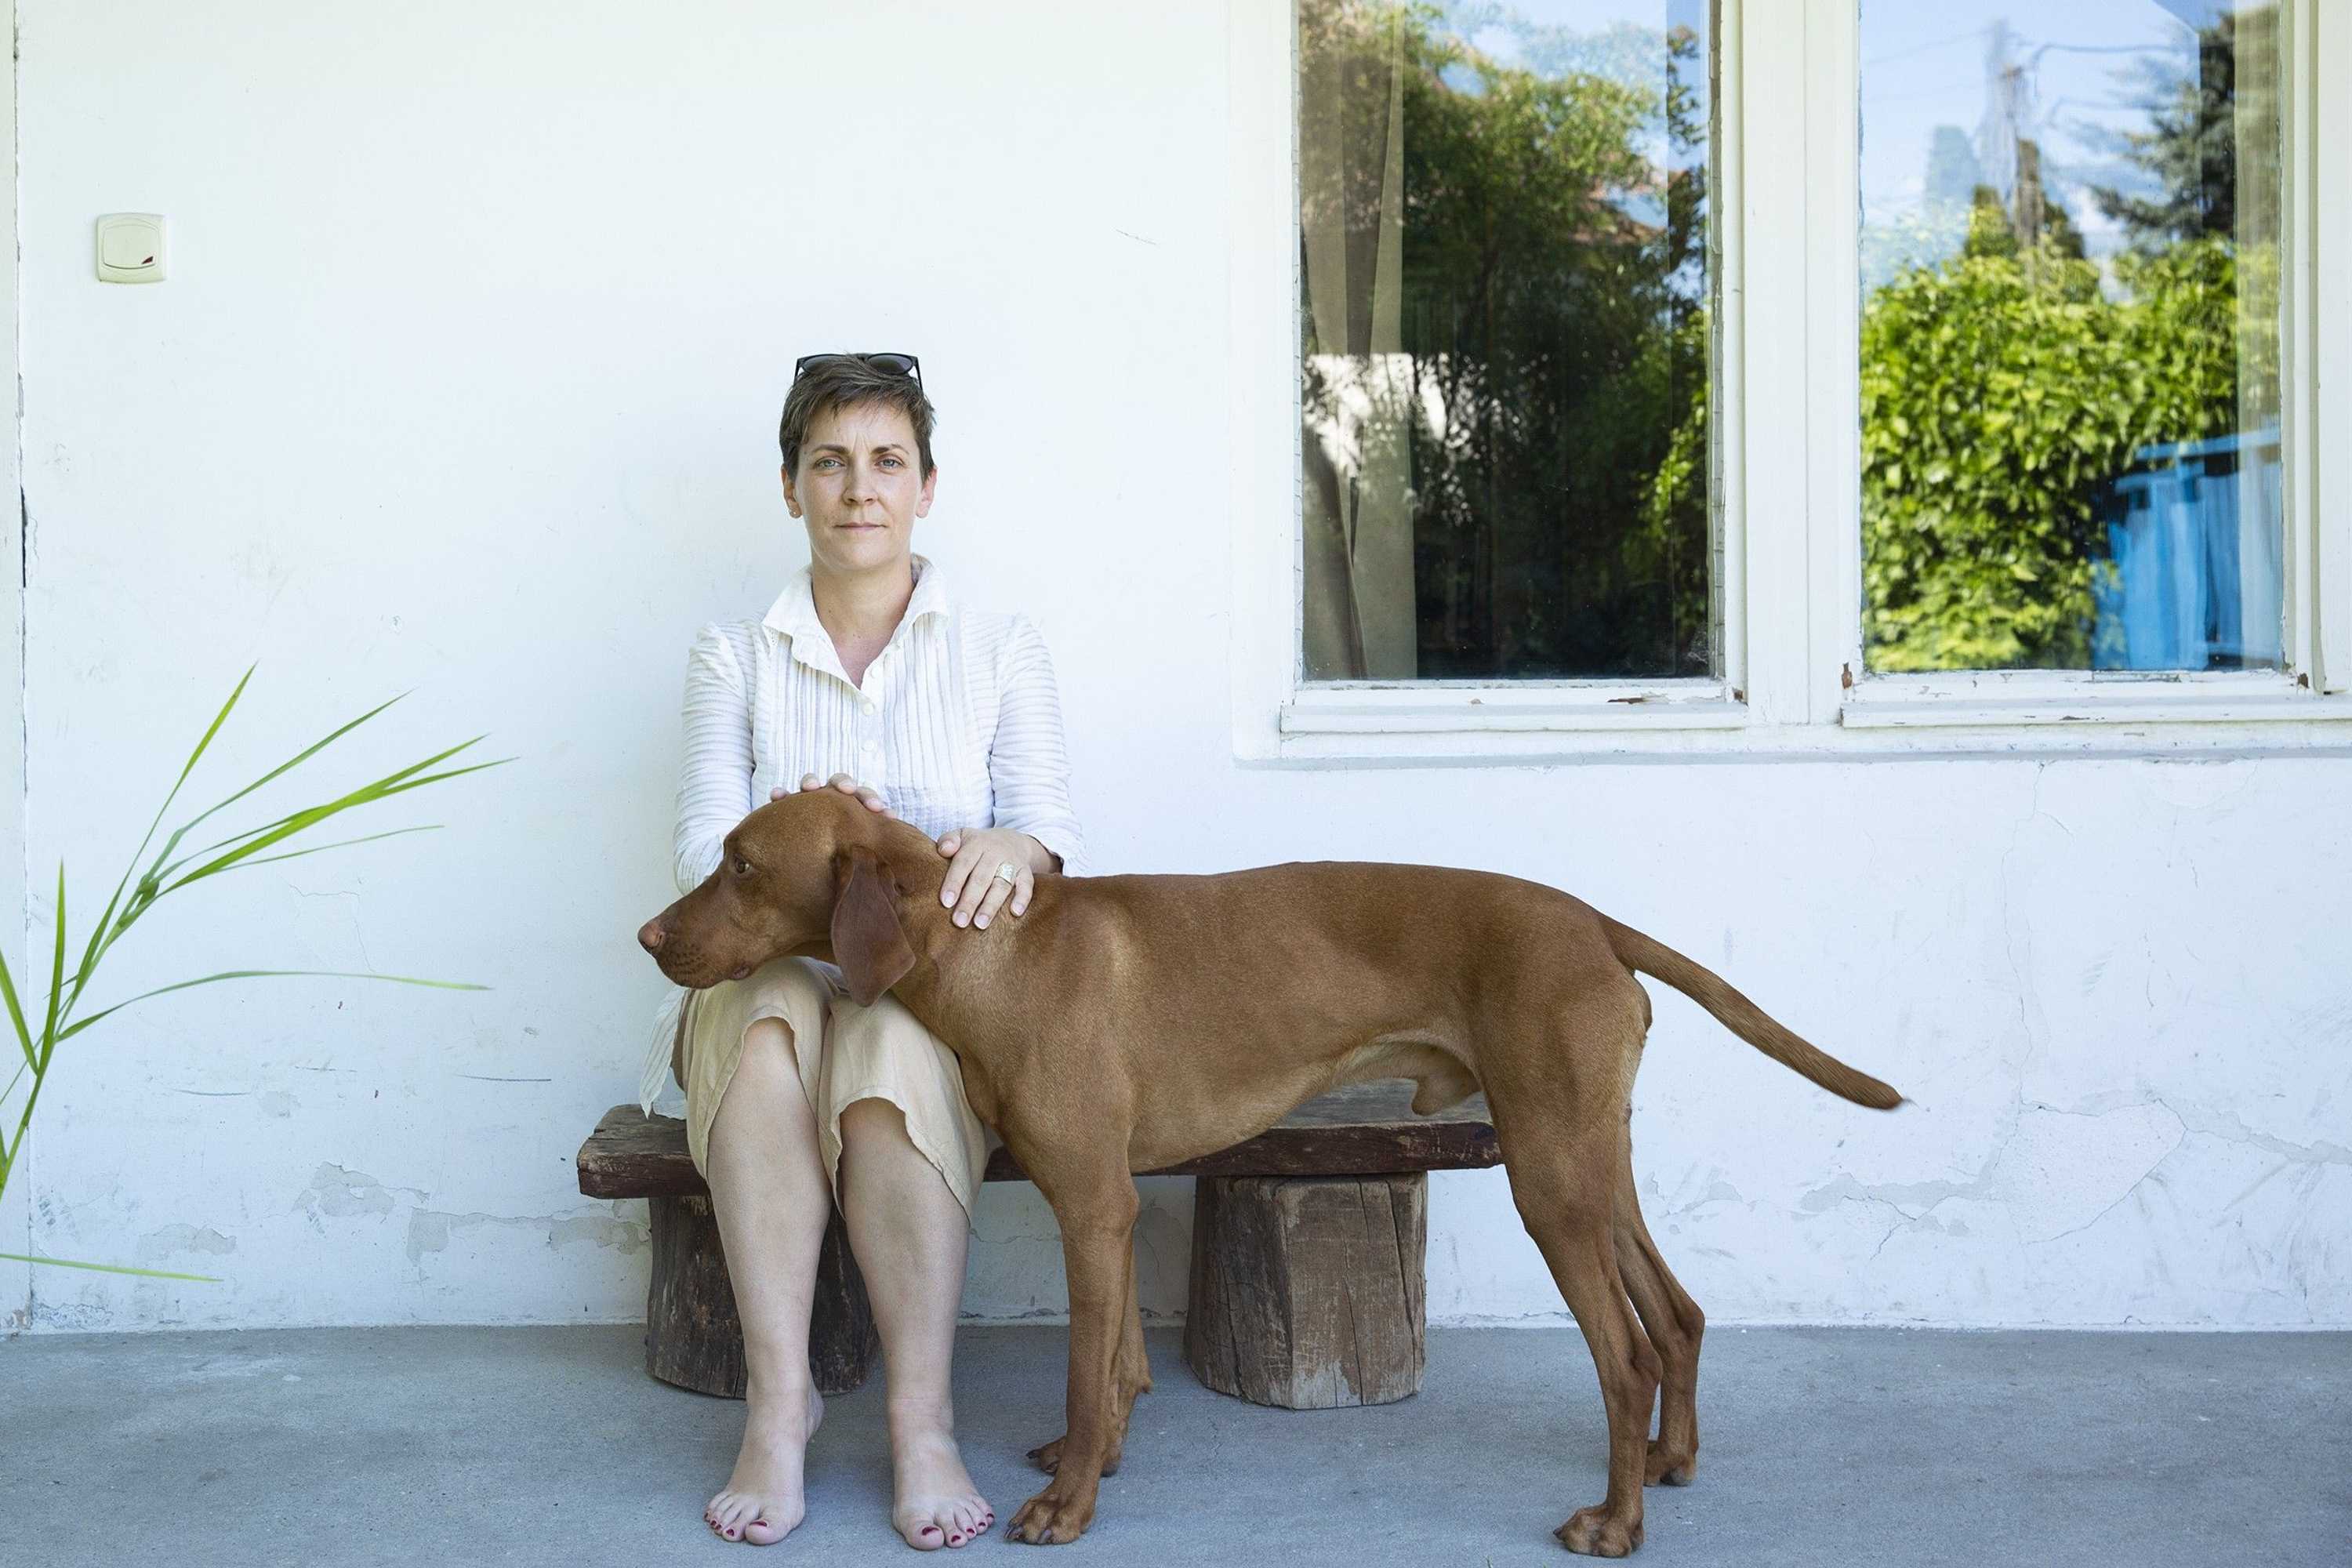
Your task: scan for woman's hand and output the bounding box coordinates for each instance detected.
[935,826,1051,931]
[771,772,896,817]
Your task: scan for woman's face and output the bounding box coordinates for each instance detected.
[782,400,937,579]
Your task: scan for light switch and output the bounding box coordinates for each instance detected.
[96,214,166,283]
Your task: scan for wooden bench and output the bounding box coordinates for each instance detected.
[576,1080,1496,1410]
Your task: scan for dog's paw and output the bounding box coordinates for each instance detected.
[1006,1486,1095,1545]
[1643,1440,1696,1486]
[1024,1433,1121,1478]
[1555,1504,1644,1557]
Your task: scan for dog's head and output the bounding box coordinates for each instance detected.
[637,789,919,1006]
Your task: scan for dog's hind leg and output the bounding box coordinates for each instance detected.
[1499,1112,1662,1558]
[1613,1154,1702,1486]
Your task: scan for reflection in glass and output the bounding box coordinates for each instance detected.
[1859,2,2283,672]
[1299,1,1715,681]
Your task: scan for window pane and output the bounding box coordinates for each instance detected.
[1299,1,1716,681]
[1859,3,2285,673]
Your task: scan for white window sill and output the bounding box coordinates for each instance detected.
[1839,670,2352,730]
[1280,684,1745,735]
[1260,679,2352,765]
[1839,693,2352,730]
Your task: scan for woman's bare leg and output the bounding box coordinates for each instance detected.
[837,1098,993,1550]
[701,1016,832,1545]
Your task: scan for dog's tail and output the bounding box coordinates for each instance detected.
[1601,915,1904,1110]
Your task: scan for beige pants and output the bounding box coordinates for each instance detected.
[672,956,994,1221]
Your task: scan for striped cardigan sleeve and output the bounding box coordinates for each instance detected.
[672,622,757,895]
[987,614,1087,876]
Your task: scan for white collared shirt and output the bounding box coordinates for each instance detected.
[639,554,1084,1112]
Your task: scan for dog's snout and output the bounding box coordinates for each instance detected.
[637,918,666,954]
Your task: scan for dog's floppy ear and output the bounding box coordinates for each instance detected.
[830,849,916,1007]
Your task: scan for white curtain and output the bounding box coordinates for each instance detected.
[1300,1,1418,681]
[2230,1,2283,667]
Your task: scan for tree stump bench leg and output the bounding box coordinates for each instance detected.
[644,1193,879,1398]
[1182,1171,1428,1409]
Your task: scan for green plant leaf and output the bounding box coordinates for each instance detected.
[67,665,259,1017]
[0,1250,223,1283]
[173,691,413,840]
[2,666,510,1279]
[211,825,445,873]
[155,746,507,894]
[128,693,426,889]
[56,968,491,1043]
[65,681,437,1011]
[38,865,65,1073]
[0,942,33,1073]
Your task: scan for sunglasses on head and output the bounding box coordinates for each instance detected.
[793,352,924,392]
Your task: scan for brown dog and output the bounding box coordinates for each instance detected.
[638,790,1902,1555]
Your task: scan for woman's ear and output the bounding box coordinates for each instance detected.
[829,849,916,1007]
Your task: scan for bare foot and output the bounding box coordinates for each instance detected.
[889,1417,993,1550]
[706,1383,824,1545]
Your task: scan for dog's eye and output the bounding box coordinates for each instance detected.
[731,855,752,876]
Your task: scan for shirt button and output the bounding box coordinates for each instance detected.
[861,698,879,714]
[862,739,880,755]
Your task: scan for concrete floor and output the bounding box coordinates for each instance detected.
[2,1323,2345,1567]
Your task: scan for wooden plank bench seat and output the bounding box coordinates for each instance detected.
[576,1080,1496,1409]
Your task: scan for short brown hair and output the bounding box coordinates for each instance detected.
[778,355,938,480]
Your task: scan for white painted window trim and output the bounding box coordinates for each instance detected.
[1817,0,2352,729]
[1229,0,2352,766]
[2298,0,2350,695]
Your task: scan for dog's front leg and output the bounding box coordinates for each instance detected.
[1006,1177,1140,1546]
[1028,1247,1150,1479]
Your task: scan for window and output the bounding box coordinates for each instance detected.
[1232,0,2352,760]
[1297,0,1717,682]
[1859,3,2285,676]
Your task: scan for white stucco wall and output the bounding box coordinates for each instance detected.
[7,0,2346,1336]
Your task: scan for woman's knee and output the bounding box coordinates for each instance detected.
[706,1016,823,1174]
[837,1094,911,1150]
[736,960,826,1059]
[751,955,833,1011]
[738,1015,805,1087]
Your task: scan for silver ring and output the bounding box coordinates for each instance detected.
[993,862,1019,884]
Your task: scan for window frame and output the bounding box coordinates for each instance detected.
[1230,0,2352,765]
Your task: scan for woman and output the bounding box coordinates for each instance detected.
[641,352,1084,1548]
